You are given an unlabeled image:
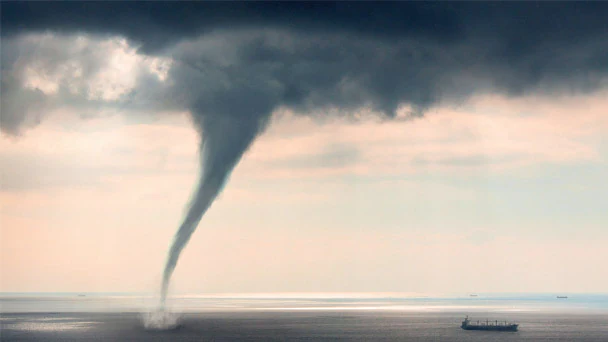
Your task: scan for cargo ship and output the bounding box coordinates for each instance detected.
[461,316,518,332]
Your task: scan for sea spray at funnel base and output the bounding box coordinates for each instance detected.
[143,310,181,331]
[160,112,270,307]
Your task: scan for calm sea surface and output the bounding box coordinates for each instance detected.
[2,293,607,341]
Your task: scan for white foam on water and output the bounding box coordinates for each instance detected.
[142,309,181,331]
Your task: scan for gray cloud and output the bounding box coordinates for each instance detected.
[265,143,361,170]
[1,75,47,135]
[0,35,139,135]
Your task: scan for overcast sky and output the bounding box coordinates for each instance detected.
[1,2,607,294]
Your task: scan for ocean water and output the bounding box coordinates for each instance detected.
[2,293,607,341]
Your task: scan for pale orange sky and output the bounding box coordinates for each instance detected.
[2,91,607,294]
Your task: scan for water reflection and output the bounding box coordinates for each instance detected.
[2,317,99,332]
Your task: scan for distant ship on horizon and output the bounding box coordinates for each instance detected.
[557,296,568,299]
[461,316,518,332]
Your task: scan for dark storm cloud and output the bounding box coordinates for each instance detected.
[2,2,607,132]
[1,2,464,53]
[3,2,607,55]
[3,2,606,48]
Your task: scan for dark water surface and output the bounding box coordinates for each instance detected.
[2,294,607,341]
[2,311,608,341]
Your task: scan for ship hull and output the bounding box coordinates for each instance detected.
[462,325,518,332]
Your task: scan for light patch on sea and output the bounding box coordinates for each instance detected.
[0,316,100,332]
[1,292,607,314]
